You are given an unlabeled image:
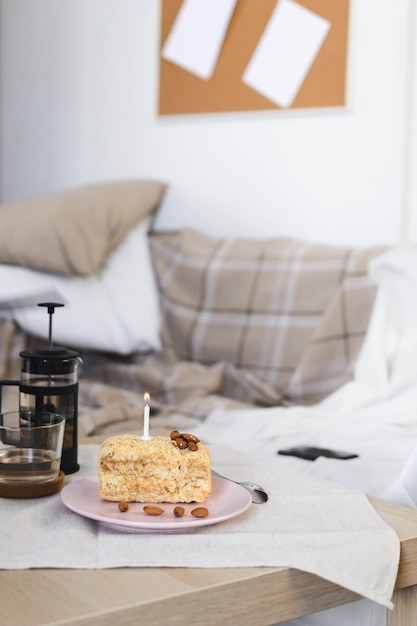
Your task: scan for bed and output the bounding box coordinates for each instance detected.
[1,179,416,625]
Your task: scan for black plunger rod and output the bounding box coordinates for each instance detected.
[38,302,65,349]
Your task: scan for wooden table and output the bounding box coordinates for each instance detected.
[1,445,417,625]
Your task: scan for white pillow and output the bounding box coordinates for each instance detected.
[0,218,161,354]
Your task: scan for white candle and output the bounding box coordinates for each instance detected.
[141,392,152,440]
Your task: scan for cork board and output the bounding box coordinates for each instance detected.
[158,0,350,115]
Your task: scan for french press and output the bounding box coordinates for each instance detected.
[0,303,82,474]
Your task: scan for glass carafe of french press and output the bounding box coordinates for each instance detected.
[0,303,82,474]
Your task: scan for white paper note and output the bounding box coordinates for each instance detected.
[161,0,237,80]
[243,0,331,108]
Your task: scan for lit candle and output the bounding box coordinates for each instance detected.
[141,392,152,440]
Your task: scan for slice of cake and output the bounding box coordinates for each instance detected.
[98,433,212,503]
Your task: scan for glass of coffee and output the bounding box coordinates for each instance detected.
[0,411,65,483]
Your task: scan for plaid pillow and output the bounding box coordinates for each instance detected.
[149,229,386,404]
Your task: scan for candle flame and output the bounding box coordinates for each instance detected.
[144,392,150,404]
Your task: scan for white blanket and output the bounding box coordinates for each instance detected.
[194,247,417,509]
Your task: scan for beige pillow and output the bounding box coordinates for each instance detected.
[150,229,387,404]
[0,179,167,276]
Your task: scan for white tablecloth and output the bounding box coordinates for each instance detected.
[0,443,399,609]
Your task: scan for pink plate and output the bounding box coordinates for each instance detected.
[61,476,252,533]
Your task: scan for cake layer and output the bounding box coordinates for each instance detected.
[98,434,212,503]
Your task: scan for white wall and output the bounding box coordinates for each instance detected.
[0,0,416,248]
